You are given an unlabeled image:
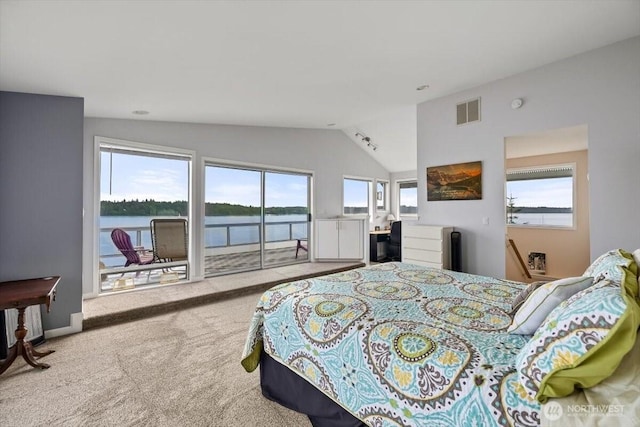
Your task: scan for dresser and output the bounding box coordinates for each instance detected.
[401,225,454,269]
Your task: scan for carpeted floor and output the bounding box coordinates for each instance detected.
[0,291,312,427]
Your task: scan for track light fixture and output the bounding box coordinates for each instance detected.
[355,132,378,152]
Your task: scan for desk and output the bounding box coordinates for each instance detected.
[0,276,59,375]
[369,230,391,262]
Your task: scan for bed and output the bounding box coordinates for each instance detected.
[242,251,640,427]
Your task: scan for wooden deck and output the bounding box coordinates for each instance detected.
[205,245,308,275]
[101,243,309,292]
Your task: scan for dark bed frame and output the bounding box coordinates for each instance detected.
[260,351,366,427]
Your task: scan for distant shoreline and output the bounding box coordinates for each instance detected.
[511,207,572,214]
[101,200,307,217]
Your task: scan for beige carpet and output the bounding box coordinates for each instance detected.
[0,292,312,427]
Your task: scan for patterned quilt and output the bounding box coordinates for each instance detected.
[242,262,541,426]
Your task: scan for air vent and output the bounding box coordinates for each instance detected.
[456,97,481,125]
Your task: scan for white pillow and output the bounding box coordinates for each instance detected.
[633,249,640,267]
[507,276,594,335]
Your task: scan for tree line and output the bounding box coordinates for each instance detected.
[100,199,307,216]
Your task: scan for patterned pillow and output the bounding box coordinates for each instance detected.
[510,281,547,315]
[583,249,634,284]
[507,276,594,335]
[515,273,640,403]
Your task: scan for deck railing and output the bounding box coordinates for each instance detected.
[100,220,308,266]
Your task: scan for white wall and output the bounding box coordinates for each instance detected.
[417,37,640,278]
[82,118,389,295]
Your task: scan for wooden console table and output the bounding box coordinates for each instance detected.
[0,276,60,375]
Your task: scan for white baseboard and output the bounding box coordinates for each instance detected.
[45,312,83,338]
[83,291,99,299]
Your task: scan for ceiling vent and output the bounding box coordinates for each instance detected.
[456,97,481,125]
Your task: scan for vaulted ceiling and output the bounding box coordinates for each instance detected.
[1,1,638,172]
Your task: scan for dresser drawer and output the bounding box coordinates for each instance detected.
[403,248,443,264]
[403,259,443,269]
[402,236,442,252]
[401,225,454,270]
[403,225,443,240]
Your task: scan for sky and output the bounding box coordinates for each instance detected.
[100,151,189,202]
[205,166,309,207]
[101,152,313,207]
[399,187,417,207]
[506,177,573,207]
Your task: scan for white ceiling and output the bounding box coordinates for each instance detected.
[1,1,638,172]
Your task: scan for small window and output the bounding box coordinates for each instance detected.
[376,180,388,211]
[506,164,574,228]
[343,178,371,215]
[398,180,418,216]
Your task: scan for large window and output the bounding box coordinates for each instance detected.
[343,178,371,215]
[98,141,191,292]
[398,180,417,216]
[506,164,574,228]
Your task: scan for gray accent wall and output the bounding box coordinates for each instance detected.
[0,91,84,329]
[83,118,390,295]
[416,37,640,278]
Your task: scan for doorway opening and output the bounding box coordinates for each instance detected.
[505,125,590,282]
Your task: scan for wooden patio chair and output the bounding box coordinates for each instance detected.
[110,228,155,280]
[111,228,155,267]
[150,218,188,263]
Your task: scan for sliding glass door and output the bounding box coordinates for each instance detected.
[263,171,310,268]
[204,164,310,276]
[204,166,262,275]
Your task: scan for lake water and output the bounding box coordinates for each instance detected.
[100,215,308,266]
[507,213,573,227]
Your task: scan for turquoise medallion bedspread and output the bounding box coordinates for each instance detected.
[242,262,540,426]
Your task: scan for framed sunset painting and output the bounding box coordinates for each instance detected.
[427,161,482,201]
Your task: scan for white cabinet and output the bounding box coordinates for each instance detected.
[315,219,364,260]
[402,225,454,269]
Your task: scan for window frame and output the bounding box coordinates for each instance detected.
[93,136,195,296]
[397,179,418,218]
[375,179,389,212]
[342,176,372,217]
[505,162,576,230]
